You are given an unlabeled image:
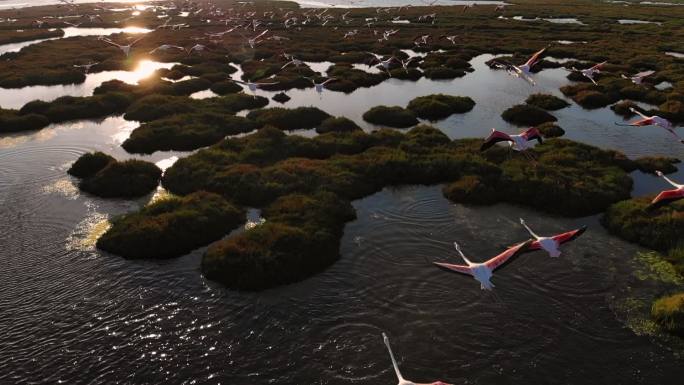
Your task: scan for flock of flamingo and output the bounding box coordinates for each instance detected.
[13,1,683,383]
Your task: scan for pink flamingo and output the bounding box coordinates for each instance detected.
[434,241,532,290]
[480,127,543,152]
[648,171,684,209]
[615,108,683,144]
[519,219,587,257]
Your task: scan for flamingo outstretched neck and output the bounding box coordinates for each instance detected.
[453,242,472,265]
[382,333,453,385]
[382,333,406,383]
[657,170,684,189]
[520,218,540,239]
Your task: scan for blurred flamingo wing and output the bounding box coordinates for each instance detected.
[650,189,684,208]
[433,262,472,276]
[524,47,546,67]
[485,240,532,270]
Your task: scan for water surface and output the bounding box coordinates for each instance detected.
[0,60,176,109]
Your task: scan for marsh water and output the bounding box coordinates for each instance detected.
[1,16,684,385]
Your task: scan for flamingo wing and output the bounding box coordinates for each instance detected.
[551,225,588,245]
[433,262,473,276]
[484,240,533,270]
[648,189,684,209]
[635,70,655,78]
[480,130,512,151]
[528,226,587,250]
[253,29,269,40]
[524,47,547,68]
[521,127,543,144]
[591,61,607,71]
[628,117,655,126]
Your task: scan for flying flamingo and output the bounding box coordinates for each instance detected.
[439,35,458,45]
[480,127,543,152]
[492,46,548,85]
[366,53,397,76]
[73,61,99,74]
[621,70,655,85]
[398,57,419,73]
[149,44,185,54]
[413,34,432,47]
[648,171,684,210]
[571,61,607,85]
[615,108,683,143]
[100,36,145,57]
[282,57,304,69]
[242,29,268,48]
[232,79,279,95]
[186,44,207,55]
[463,4,476,13]
[519,219,587,258]
[305,77,336,94]
[434,241,532,290]
[382,333,452,385]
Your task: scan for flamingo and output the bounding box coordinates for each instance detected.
[243,29,268,48]
[100,36,145,57]
[73,62,99,74]
[571,61,607,85]
[480,127,543,152]
[621,70,655,85]
[648,171,684,209]
[343,29,359,39]
[439,35,458,45]
[366,53,397,76]
[382,333,452,385]
[233,79,279,95]
[519,219,587,258]
[398,57,419,73]
[149,44,185,54]
[267,35,290,42]
[281,57,304,70]
[434,241,532,290]
[186,44,207,55]
[491,46,548,85]
[413,34,432,47]
[306,77,336,94]
[31,20,48,28]
[615,108,683,143]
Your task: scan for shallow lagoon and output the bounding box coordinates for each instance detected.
[0,113,682,382]
[0,1,683,383]
[0,60,176,109]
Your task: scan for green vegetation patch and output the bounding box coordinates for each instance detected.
[501,104,558,126]
[71,155,162,198]
[98,191,245,259]
[445,138,633,216]
[651,293,684,336]
[525,93,570,111]
[603,198,684,276]
[316,117,361,134]
[202,191,356,290]
[362,105,419,128]
[0,108,49,133]
[246,107,331,131]
[67,152,116,178]
[122,113,260,154]
[407,94,475,121]
[634,156,680,175]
